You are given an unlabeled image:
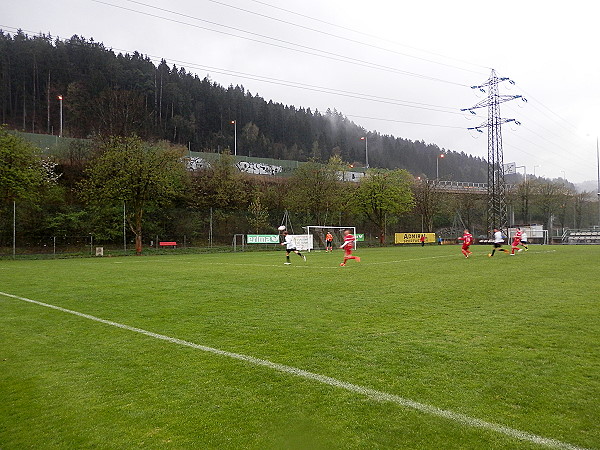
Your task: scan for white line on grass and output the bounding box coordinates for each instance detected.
[364,249,556,265]
[109,249,556,269]
[204,262,341,270]
[110,259,347,269]
[365,255,455,265]
[0,291,588,450]
[111,253,461,269]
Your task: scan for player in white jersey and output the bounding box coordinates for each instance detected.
[281,231,306,265]
[488,228,509,257]
[519,231,529,251]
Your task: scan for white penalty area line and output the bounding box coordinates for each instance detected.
[0,291,588,450]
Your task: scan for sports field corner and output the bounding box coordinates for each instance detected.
[1,245,598,449]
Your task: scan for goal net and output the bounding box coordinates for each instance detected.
[508,226,548,245]
[304,226,357,252]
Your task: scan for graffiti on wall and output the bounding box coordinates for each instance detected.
[186,157,211,170]
[236,161,283,176]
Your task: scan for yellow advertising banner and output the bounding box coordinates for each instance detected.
[395,232,436,244]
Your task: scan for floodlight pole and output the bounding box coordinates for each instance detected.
[436,154,444,180]
[58,95,63,137]
[231,120,237,156]
[360,136,369,168]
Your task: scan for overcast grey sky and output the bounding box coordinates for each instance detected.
[2,0,598,183]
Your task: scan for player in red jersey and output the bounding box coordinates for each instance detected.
[339,229,361,266]
[458,228,474,258]
[510,227,524,255]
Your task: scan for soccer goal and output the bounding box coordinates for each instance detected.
[304,226,357,252]
[508,226,549,245]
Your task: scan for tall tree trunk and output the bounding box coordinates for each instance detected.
[135,207,143,255]
[5,54,12,121]
[135,231,142,255]
[47,71,51,133]
[153,69,157,127]
[32,56,37,132]
[22,82,26,131]
[159,70,163,125]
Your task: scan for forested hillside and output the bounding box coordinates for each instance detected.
[0,30,487,181]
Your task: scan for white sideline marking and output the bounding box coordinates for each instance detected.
[0,291,588,450]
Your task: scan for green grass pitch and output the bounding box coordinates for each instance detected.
[1,245,598,449]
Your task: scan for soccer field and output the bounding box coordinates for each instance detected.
[1,245,598,449]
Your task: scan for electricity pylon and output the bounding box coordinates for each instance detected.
[462,69,525,234]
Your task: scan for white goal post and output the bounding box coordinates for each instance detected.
[304,226,357,252]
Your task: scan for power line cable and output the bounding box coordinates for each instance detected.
[513,84,595,146]
[5,26,590,178]
[517,86,580,132]
[172,0,486,75]
[504,103,590,151]
[520,124,589,158]
[344,114,465,129]
[142,56,482,116]
[506,132,591,179]
[90,0,471,87]
[246,0,492,71]
[241,3,590,157]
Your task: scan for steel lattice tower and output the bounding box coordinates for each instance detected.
[462,69,524,234]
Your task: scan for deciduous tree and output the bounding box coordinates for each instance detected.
[81,136,187,254]
[351,169,414,243]
[412,179,443,233]
[286,158,345,225]
[0,128,43,204]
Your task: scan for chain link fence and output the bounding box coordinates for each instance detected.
[1,203,402,259]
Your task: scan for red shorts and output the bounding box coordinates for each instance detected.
[462,244,470,251]
[344,248,353,256]
[512,239,521,247]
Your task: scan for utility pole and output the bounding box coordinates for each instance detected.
[462,69,526,234]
